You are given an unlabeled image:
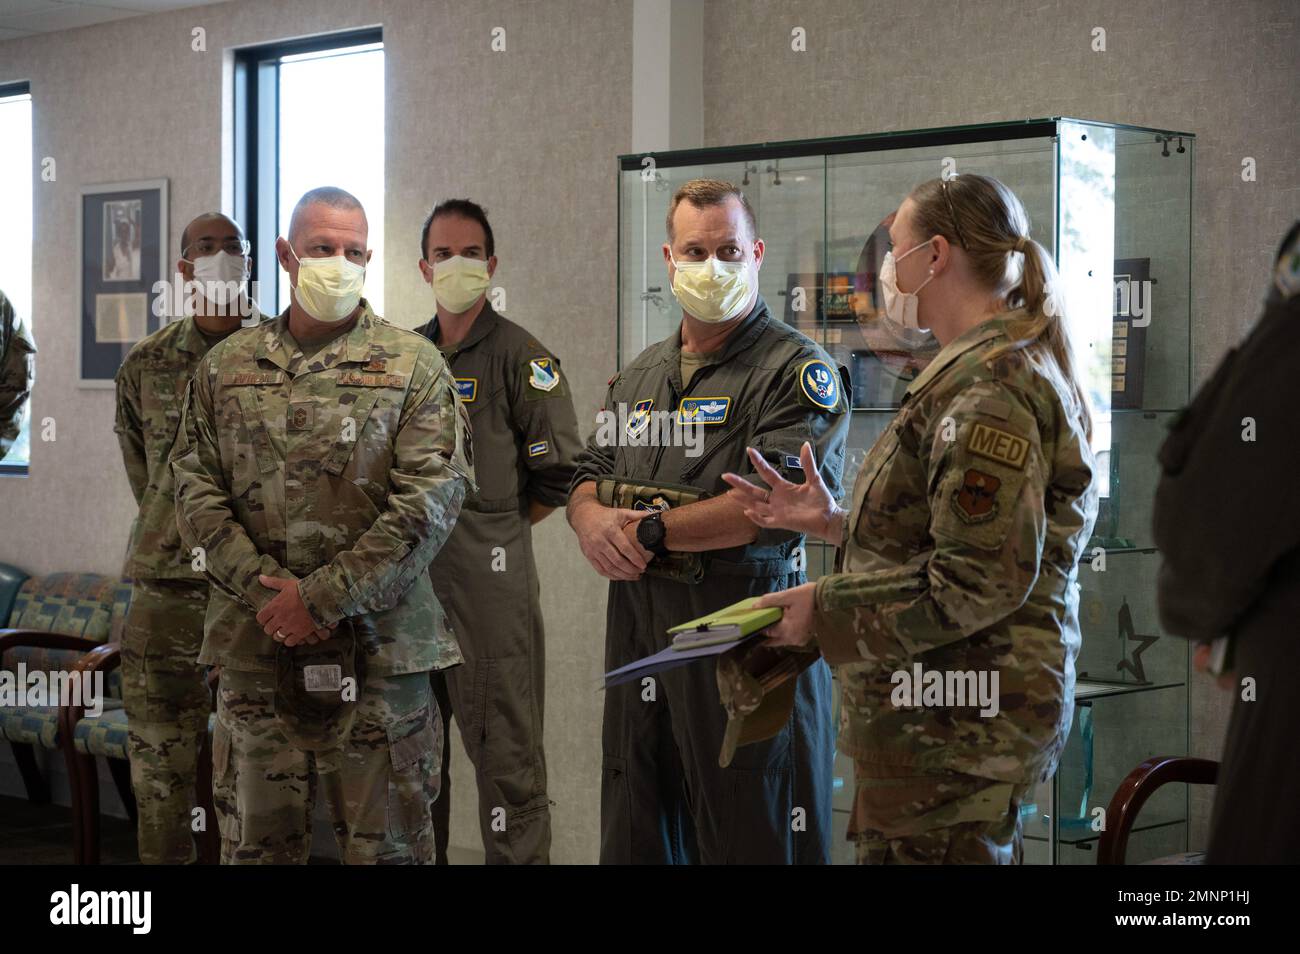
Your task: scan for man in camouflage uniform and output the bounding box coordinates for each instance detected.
[0,287,35,460]
[414,199,581,864]
[114,212,256,864]
[170,188,473,864]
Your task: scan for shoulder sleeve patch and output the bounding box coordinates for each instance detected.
[524,355,568,401]
[795,358,845,413]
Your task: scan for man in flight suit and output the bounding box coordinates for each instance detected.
[568,179,849,864]
[415,199,581,864]
[171,187,473,863]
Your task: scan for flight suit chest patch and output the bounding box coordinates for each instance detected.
[967,422,1029,469]
[455,377,478,402]
[676,395,730,425]
[953,468,1001,523]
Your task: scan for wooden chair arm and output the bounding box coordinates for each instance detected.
[1098,756,1219,865]
[71,643,122,674]
[0,629,102,653]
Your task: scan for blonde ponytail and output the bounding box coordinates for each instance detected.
[909,175,1092,438]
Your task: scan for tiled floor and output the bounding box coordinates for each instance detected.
[0,795,138,864]
[0,794,484,864]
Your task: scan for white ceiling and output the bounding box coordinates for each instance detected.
[0,0,225,41]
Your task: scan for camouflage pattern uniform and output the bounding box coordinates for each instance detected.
[415,304,581,864]
[0,288,36,460]
[811,309,1097,864]
[115,316,235,864]
[170,302,474,865]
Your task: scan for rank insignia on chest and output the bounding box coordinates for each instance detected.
[455,377,478,403]
[288,403,315,431]
[528,440,549,457]
[363,358,388,373]
[528,357,560,392]
[626,399,654,439]
[799,359,840,410]
[953,468,1000,522]
[676,395,730,425]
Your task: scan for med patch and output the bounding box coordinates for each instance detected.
[967,422,1030,470]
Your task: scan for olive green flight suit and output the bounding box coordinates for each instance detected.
[0,288,35,460]
[416,305,581,864]
[571,295,849,865]
[812,309,1098,864]
[114,315,242,864]
[170,302,474,864]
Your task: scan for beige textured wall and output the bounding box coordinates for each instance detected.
[0,0,630,863]
[699,0,1299,849]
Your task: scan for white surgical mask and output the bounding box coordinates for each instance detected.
[431,255,490,313]
[879,238,935,332]
[185,250,249,311]
[669,253,755,324]
[289,245,366,322]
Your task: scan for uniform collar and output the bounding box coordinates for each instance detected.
[665,295,771,392]
[423,302,500,356]
[258,299,379,372]
[902,309,1026,403]
[177,305,261,355]
[173,316,212,356]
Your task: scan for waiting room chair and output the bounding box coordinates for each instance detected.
[1098,755,1218,864]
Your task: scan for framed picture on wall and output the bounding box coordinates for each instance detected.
[78,179,167,387]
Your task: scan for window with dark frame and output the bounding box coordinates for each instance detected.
[233,28,385,318]
[0,79,33,478]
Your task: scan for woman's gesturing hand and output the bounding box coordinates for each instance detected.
[722,441,842,544]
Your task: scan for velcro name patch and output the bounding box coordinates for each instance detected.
[338,371,406,388]
[967,423,1029,470]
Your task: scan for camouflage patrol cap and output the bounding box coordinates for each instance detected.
[716,639,820,767]
[274,625,364,750]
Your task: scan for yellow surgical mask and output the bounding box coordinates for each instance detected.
[431,255,490,313]
[290,246,365,323]
[669,254,755,323]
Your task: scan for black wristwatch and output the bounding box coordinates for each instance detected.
[636,511,670,558]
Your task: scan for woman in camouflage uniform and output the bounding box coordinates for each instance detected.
[724,175,1098,864]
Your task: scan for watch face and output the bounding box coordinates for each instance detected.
[638,514,664,549]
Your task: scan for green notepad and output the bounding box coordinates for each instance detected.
[667,597,783,651]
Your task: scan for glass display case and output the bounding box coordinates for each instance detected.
[617,118,1195,865]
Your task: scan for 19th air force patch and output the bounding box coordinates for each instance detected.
[798,359,841,411]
